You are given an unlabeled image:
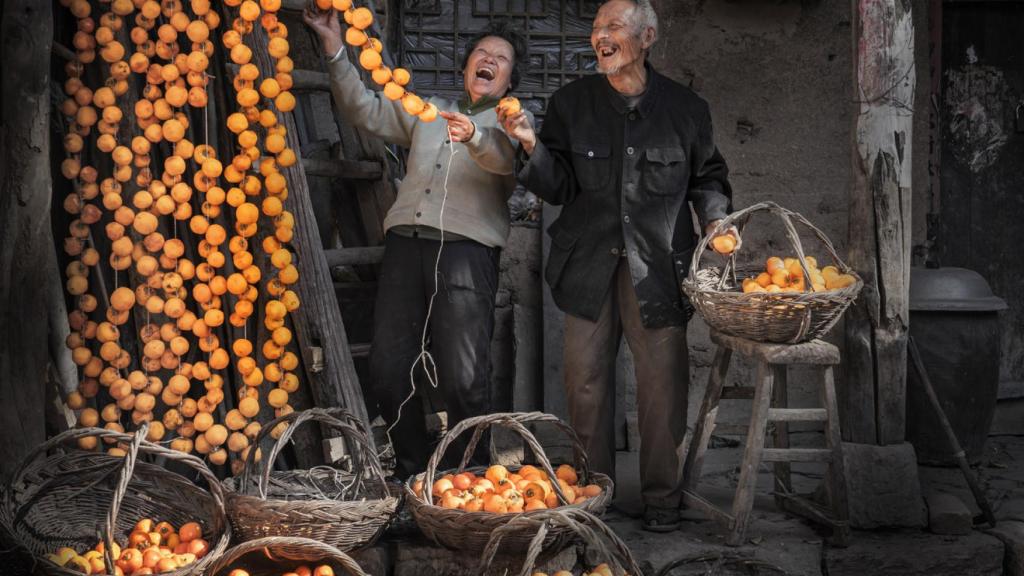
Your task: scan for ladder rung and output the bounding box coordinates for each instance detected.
[720,386,755,400]
[303,157,383,180]
[768,408,828,422]
[325,246,386,267]
[761,448,833,463]
[292,69,330,92]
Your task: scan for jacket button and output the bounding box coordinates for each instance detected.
[416,211,422,218]
[628,112,637,121]
[623,215,630,223]
[425,189,431,194]
[436,163,442,169]
[626,146,635,155]
[587,151,594,158]
[611,248,620,256]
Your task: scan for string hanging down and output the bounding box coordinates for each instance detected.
[383,123,458,454]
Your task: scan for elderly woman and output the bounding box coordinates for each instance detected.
[304,6,528,478]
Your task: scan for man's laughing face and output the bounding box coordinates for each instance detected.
[591,0,647,76]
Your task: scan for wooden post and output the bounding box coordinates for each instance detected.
[844,0,916,445]
[0,0,53,480]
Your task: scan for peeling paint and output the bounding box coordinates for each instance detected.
[944,65,1011,173]
[856,0,916,188]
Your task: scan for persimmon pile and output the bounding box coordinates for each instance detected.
[56,0,303,473]
[228,565,336,576]
[413,464,603,513]
[45,518,208,575]
[741,256,857,294]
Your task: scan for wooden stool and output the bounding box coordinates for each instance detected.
[681,329,851,547]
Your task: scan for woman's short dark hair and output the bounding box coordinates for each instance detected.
[460,20,528,93]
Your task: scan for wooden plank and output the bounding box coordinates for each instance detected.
[768,408,828,422]
[771,365,792,510]
[710,330,840,366]
[324,246,385,267]
[248,26,375,448]
[728,360,773,546]
[761,448,833,463]
[302,157,383,180]
[292,69,331,92]
[0,0,52,481]
[821,366,852,545]
[682,490,735,529]
[845,0,916,445]
[682,346,732,491]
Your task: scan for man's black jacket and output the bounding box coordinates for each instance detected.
[517,65,732,328]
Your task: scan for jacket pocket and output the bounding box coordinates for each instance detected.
[545,225,578,289]
[642,146,687,196]
[571,142,611,191]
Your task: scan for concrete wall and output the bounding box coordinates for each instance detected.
[492,0,935,448]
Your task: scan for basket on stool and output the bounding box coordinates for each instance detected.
[207,536,369,576]
[404,412,614,556]
[481,508,643,576]
[1,423,230,576]
[223,407,398,551]
[682,201,863,344]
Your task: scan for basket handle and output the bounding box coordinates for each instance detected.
[689,201,853,290]
[240,407,386,500]
[420,412,589,508]
[206,536,369,576]
[480,509,644,576]
[6,425,227,573]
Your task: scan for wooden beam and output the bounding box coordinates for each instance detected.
[0,0,53,481]
[248,27,376,450]
[767,408,829,422]
[302,157,383,180]
[844,0,916,445]
[324,246,385,267]
[761,448,833,463]
[292,69,330,92]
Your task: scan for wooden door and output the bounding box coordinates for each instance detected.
[938,1,1024,392]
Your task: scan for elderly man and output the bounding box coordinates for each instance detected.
[305,6,529,477]
[502,0,736,530]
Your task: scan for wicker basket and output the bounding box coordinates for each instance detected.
[404,412,614,555]
[223,407,398,551]
[1,424,230,576]
[481,509,643,576]
[682,201,863,344]
[207,536,368,576]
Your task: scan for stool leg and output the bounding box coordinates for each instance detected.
[683,346,732,493]
[728,360,773,546]
[771,364,792,509]
[821,366,851,546]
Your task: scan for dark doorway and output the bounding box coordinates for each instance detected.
[938,1,1024,393]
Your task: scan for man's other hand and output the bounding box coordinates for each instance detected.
[706,219,742,255]
[498,107,536,155]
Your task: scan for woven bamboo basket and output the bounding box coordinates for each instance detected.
[207,536,368,576]
[1,424,230,576]
[404,412,614,555]
[223,407,398,551]
[682,201,863,344]
[480,509,643,576]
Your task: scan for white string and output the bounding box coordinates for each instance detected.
[382,121,458,456]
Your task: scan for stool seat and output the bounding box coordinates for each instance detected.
[710,330,840,366]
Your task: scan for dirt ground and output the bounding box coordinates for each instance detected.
[604,434,1024,575]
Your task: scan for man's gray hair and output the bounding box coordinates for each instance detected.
[631,0,659,42]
